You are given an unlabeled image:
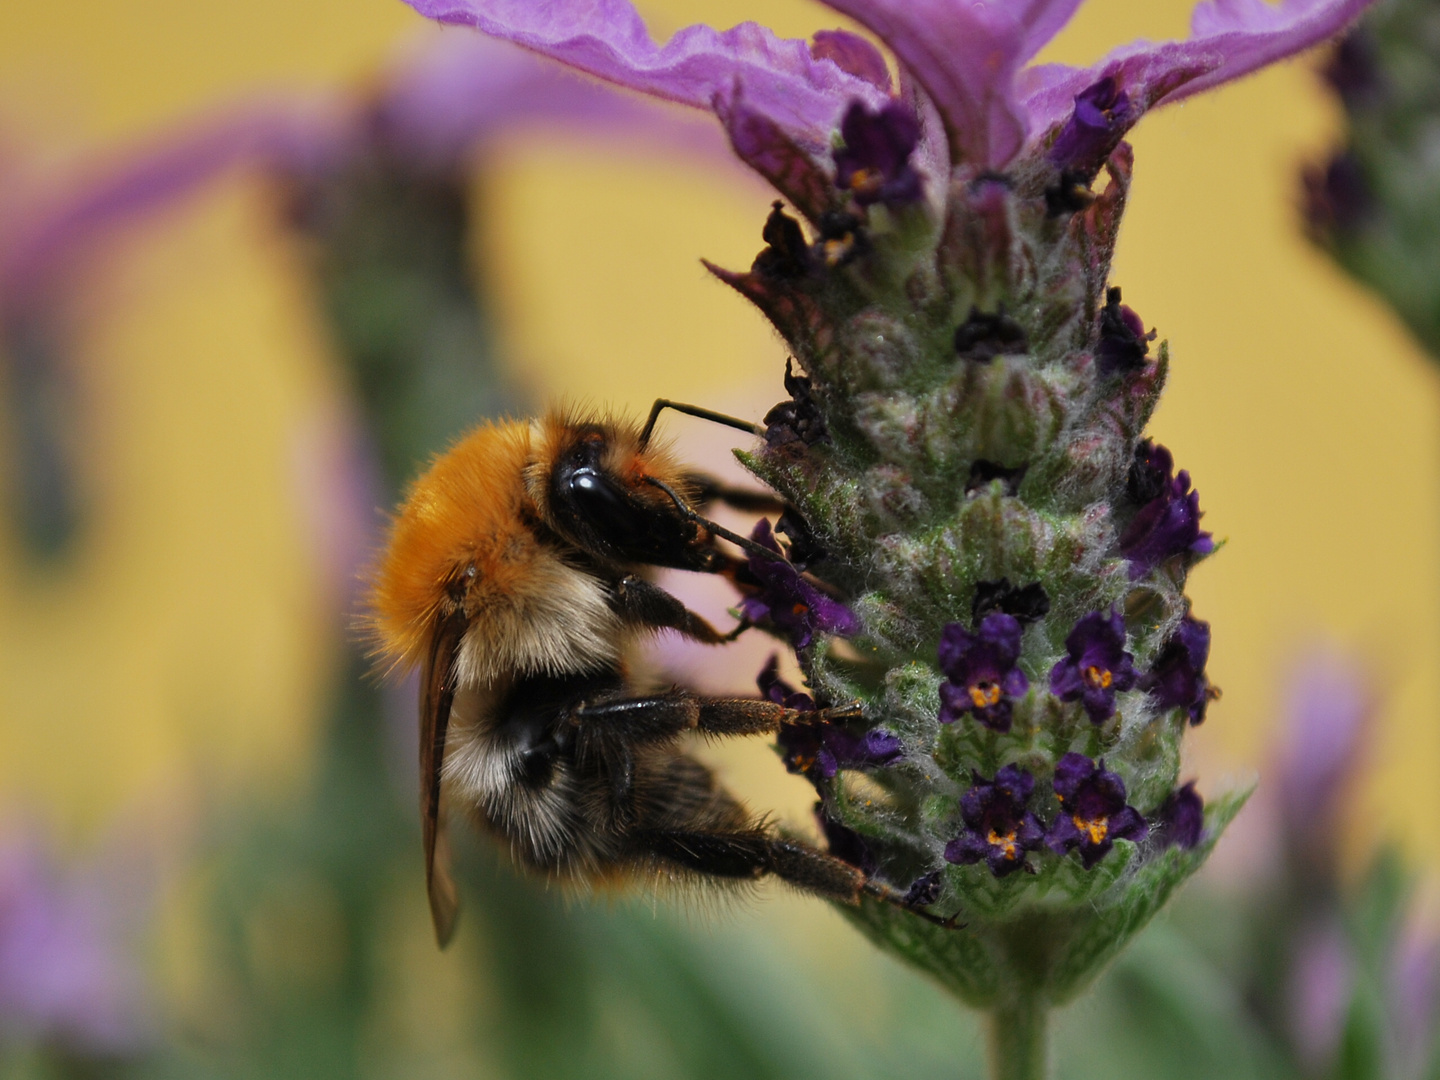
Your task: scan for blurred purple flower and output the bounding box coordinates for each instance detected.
[1390,918,1440,1077]
[0,31,716,571]
[402,0,1372,181]
[1273,650,1374,869]
[0,33,714,318]
[0,106,337,320]
[0,829,151,1053]
[1287,916,1352,1069]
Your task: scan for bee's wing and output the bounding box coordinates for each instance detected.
[421,611,467,948]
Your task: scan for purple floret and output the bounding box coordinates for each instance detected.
[1046,753,1148,869]
[953,305,1029,362]
[945,764,1045,877]
[970,578,1050,625]
[833,100,923,208]
[763,658,901,781]
[1095,286,1156,377]
[738,518,857,649]
[1048,76,1135,177]
[1119,438,1215,580]
[937,612,1029,732]
[902,869,943,907]
[1049,609,1138,723]
[1141,615,1214,724]
[757,653,816,712]
[1154,781,1204,850]
[763,358,827,447]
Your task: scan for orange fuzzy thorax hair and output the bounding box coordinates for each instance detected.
[368,417,535,674]
[366,408,691,676]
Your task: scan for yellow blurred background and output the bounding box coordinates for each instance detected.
[0,0,1433,896]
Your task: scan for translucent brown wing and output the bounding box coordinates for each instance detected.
[420,610,467,947]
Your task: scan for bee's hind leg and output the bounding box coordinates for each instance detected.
[637,828,864,903]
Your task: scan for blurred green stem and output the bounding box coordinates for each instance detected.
[988,996,1048,1080]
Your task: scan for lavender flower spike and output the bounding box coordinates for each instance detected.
[390,0,1360,1069]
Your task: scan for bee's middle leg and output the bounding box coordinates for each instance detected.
[571,693,858,746]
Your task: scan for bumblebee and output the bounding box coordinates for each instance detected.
[370,401,916,945]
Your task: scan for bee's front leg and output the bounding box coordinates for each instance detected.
[610,575,741,644]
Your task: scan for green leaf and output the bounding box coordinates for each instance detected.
[839,896,1003,1007]
[1045,785,1251,1003]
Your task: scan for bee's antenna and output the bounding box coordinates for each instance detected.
[641,476,791,564]
[638,399,765,450]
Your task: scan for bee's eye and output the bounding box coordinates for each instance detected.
[567,467,647,545]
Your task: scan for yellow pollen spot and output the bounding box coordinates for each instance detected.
[969,681,1003,708]
[822,237,854,267]
[1074,814,1109,845]
[791,602,809,617]
[1082,665,1113,690]
[848,167,882,195]
[987,829,1019,860]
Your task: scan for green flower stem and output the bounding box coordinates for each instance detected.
[987,995,1049,1080]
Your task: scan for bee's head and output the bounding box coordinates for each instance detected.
[527,410,723,573]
